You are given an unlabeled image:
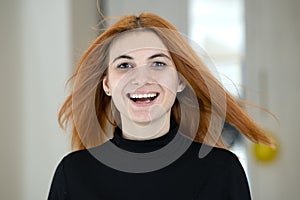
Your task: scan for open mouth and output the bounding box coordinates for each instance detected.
[127,92,160,103]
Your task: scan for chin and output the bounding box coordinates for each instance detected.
[128,113,154,124]
[129,111,169,125]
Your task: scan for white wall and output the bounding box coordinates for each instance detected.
[104,0,188,34]
[20,0,71,199]
[0,1,23,199]
[244,0,300,199]
[0,0,98,199]
[71,0,100,65]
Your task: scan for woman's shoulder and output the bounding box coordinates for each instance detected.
[58,148,97,167]
[187,140,243,170]
[58,141,114,167]
[63,148,89,158]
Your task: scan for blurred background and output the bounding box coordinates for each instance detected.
[0,0,299,199]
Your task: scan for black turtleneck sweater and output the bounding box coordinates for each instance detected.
[48,121,251,200]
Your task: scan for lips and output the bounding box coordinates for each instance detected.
[127,92,160,103]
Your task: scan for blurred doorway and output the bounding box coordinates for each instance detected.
[188,0,248,176]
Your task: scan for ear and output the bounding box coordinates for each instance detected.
[177,79,186,93]
[102,76,111,96]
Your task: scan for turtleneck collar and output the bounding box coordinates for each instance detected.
[110,118,179,153]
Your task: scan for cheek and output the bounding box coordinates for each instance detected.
[108,73,131,109]
[155,70,180,94]
[108,73,125,91]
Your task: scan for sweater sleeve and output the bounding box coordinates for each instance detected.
[48,159,69,200]
[226,155,251,200]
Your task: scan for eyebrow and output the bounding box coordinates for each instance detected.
[112,55,133,64]
[111,53,171,64]
[147,53,171,61]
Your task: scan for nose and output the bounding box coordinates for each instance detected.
[130,65,156,85]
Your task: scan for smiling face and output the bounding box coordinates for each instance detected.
[103,30,184,127]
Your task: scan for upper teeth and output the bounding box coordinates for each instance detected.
[129,93,157,99]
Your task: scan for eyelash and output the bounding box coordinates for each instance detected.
[151,61,167,68]
[116,62,133,69]
[116,61,167,70]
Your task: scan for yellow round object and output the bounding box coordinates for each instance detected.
[253,143,278,163]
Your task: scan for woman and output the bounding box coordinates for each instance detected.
[48,13,275,199]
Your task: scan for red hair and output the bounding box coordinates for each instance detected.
[58,13,275,150]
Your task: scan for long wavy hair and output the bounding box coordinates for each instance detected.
[58,12,275,150]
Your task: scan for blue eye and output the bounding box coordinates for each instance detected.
[152,61,167,68]
[117,63,133,69]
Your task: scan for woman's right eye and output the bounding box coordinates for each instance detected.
[117,63,132,69]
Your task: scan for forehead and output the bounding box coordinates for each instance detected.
[109,30,169,60]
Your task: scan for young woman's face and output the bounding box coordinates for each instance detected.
[103,31,184,124]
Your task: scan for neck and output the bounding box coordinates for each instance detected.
[120,113,171,141]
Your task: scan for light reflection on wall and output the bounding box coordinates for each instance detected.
[188,0,244,97]
[188,0,249,180]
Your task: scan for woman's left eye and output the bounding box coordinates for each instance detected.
[151,61,167,68]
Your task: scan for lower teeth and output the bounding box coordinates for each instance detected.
[136,99,151,103]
